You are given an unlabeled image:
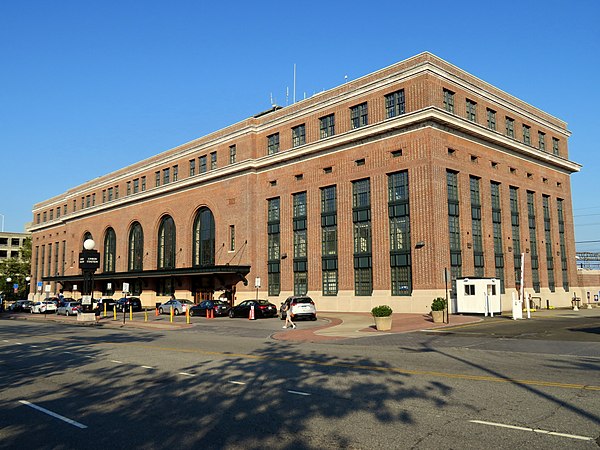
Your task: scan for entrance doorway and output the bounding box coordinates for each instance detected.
[195,290,213,303]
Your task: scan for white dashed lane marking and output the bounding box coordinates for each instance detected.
[469,420,594,441]
[287,390,311,396]
[19,400,88,429]
[110,360,123,364]
[229,381,246,385]
[141,366,154,369]
[178,372,194,377]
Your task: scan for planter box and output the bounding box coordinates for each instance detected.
[374,316,392,331]
[431,310,444,323]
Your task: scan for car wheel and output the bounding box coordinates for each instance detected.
[311,315,317,321]
[174,309,180,316]
[229,309,234,318]
[159,308,164,315]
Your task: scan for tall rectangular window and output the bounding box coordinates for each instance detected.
[321,185,338,296]
[319,114,335,139]
[557,199,568,291]
[127,181,131,196]
[173,165,178,181]
[189,159,196,176]
[107,187,113,201]
[447,171,462,285]
[210,152,217,170]
[47,243,52,277]
[385,89,405,119]
[487,108,496,130]
[470,177,484,277]
[552,138,560,156]
[61,240,66,276]
[510,187,522,286]
[163,168,170,184]
[443,89,455,113]
[267,198,281,296]
[56,207,61,219]
[199,155,207,173]
[141,176,146,191]
[292,124,306,148]
[352,179,372,296]
[523,124,531,145]
[155,171,160,187]
[389,171,411,295]
[229,145,236,164]
[491,182,505,292]
[267,133,280,155]
[506,117,515,137]
[133,178,139,193]
[293,192,308,296]
[229,225,235,251]
[543,195,555,292]
[466,99,477,122]
[538,132,546,151]
[350,102,368,129]
[527,191,540,293]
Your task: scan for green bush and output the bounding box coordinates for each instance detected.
[431,297,447,311]
[371,305,393,317]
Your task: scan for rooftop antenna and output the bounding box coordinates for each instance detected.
[344,75,348,83]
[286,86,289,106]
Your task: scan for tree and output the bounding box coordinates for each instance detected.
[0,237,32,301]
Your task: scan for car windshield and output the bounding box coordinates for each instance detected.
[294,297,313,304]
[180,300,194,305]
[257,300,272,306]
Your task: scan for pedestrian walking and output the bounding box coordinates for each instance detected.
[282,302,296,329]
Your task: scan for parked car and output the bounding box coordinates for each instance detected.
[94,298,117,312]
[229,299,278,318]
[57,302,81,316]
[279,296,317,321]
[189,300,230,317]
[8,300,32,312]
[30,301,58,314]
[115,297,142,312]
[158,299,194,316]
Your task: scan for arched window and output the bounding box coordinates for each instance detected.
[192,207,215,266]
[157,215,176,269]
[103,228,116,273]
[128,222,144,271]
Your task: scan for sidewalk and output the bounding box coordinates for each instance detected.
[272,312,483,342]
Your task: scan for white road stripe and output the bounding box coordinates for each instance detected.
[287,390,311,396]
[2,340,8,342]
[469,420,593,441]
[84,355,95,359]
[31,345,39,348]
[16,342,23,345]
[178,372,194,377]
[110,360,123,364]
[19,400,87,429]
[229,381,246,385]
[141,366,154,369]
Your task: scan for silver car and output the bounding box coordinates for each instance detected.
[57,302,81,316]
[158,299,194,316]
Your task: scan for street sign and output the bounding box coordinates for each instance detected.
[73,284,78,291]
[44,285,51,293]
[122,282,129,293]
[81,295,92,305]
[254,277,261,289]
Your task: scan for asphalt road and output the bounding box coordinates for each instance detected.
[0,318,598,449]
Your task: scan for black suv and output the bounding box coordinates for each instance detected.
[94,298,117,312]
[115,297,142,312]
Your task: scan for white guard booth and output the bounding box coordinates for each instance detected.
[455,277,501,315]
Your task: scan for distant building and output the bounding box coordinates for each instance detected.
[0,231,30,261]
[29,53,582,311]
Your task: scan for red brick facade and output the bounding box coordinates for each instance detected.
[30,53,581,313]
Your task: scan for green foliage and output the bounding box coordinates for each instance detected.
[371,305,393,317]
[431,297,447,311]
[0,240,32,300]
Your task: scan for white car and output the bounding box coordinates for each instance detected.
[280,296,317,321]
[30,301,58,314]
[158,299,195,316]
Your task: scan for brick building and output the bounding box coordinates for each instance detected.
[29,52,581,313]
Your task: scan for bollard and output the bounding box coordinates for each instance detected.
[170,306,174,323]
[186,307,190,324]
[113,304,117,320]
[155,307,159,317]
[129,304,133,321]
[144,308,148,322]
[103,302,107,318]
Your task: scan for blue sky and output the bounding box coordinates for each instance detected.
[1,1,599,251]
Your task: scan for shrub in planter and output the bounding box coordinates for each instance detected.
[371,305,393,317]
[431,297,446,311]
[372,305,393,331]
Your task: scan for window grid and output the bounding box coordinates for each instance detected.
[470,177,484,277]
[510,187,522,284]
[267,198,281,295]
[292,124,306,148]
[267,133,280,155]
[210,152,217,170]
[353,179,372,296]
[466,99,477,122]
[319,114,335,139]
[543,195,555,292]
[527,191,540,292]
[447,171,462,287]
[557,199,568,291]
[321,186,338,296]
[350,102,368,129]
[487,108,496,130]
[538,132,546,151]
[443,89,455,113]
[229,145,236,164]
[385,90,405,119]
[199,155,207,173]
[523,125,531,145]
[506,117,515,137]
[491,182,505,292]
[389,171,412,295]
